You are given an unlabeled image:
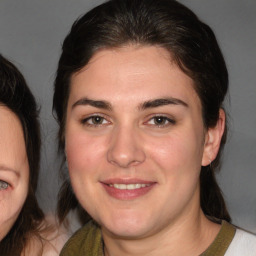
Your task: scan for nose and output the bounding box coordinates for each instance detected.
[107,125,146,168]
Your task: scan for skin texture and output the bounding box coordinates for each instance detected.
[22,215,69,256]
[65,46,225,255]
[0,106,29,241]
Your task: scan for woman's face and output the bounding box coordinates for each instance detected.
[0,106,29,241]
[65,46,218,239]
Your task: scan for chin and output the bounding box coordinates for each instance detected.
[105,224,149,239]
[100,212,153,239]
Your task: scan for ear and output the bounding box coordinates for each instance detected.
[201,109,225,166]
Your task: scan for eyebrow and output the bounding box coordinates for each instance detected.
[72,97,188,111]
[0,165,20,177]
[139,97,188,110]
[72,98,112,110]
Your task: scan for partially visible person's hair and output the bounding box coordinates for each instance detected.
[0,54,44,256]
[53,0,230,225]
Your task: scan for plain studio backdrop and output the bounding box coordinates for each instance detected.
[0,0,255,233]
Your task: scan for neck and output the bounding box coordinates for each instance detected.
[102,209,220,256]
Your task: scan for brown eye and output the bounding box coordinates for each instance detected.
[153,116,168,125]
[81,115,110,127]
[146,115,175,127]
[91,116,104,124]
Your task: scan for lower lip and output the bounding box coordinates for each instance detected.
[101,183,156,200]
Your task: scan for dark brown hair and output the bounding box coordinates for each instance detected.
[53,0,230,224]
[0,54,44,255]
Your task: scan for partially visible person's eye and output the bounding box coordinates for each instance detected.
[146,115,176,127]
[81,115,110,127]
[0,180,9,190]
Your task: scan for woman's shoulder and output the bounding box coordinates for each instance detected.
[225,227,256,255]
[22,214,69,256]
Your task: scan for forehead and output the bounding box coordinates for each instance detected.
[0,105,22,130]
[69,46,200,109]
[0,105,29,178]
[0,106,25,154]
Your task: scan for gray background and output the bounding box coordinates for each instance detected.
[0,0,255,233]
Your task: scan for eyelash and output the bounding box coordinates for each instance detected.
[145,115,176,127]
[81,114,110,127]
[0,180,9,190]
[80,114,175,128]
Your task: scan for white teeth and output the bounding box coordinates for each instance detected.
[111,184,149,190]
[114,184,127,189]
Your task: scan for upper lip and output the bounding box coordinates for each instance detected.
[101,178,156,185]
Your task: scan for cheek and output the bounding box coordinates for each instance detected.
[64,131,107,217]
[146,129,204,177]
[65,131,107,176]
[0,187,28,236]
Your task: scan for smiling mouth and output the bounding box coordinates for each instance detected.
[108,183,151,190]
[101,181,155,200]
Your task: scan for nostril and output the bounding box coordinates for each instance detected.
[107,147,146,168]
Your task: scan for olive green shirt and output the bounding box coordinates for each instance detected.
[60,220,235,256]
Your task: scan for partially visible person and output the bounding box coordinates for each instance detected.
[0,54,66,256]
[53,0,256,255]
